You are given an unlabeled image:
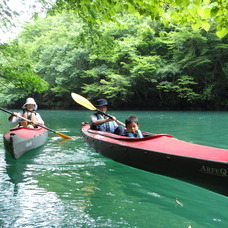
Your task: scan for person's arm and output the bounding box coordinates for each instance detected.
[137,129,144,138]
[8,112,20,123]
[91,115,112,126]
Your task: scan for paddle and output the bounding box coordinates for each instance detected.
[71,93,125,126]
[0,107,72,139]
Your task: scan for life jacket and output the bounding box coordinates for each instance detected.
[91,113,116,133]
[23,109,36,120]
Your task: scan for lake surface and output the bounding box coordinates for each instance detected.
[0,110,228,228]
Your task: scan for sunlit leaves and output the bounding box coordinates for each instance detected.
[0,43,49,94]
[3,12,228,108]
[201,21,211,31]
[191,22,201,31]
[51,0,228,38]
[100,73,132,102]
[197,7,211,19]
[82,71,132,103]
[157,75,200,102]
[130,55,161,82]
[216,25,228,38]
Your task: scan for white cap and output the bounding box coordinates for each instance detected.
[22,97,38,110]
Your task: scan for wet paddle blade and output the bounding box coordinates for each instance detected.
[56,132,73,139]
[71,93,96,111]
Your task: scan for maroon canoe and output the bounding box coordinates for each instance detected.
[4,126,48,159]
[81,123,228,196]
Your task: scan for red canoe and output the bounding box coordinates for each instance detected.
[81,123,228,196]
[4,126,48,159]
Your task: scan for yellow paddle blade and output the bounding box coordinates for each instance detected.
[56,132,73,139]
[71,93,96,111]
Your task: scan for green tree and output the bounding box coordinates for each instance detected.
[10,13,228,109]
[16,14,93,107]
[167,28,228,105]
[0,42,49,105]
[52,0,228,38]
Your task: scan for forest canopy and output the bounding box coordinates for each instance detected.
[0,0,227,110]
[51,0,228,38]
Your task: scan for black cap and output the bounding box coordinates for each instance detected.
[94,99,108,107]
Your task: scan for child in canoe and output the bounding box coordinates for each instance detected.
[124,115,143,138]
[8,97,44,128]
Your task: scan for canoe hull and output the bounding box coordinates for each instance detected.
[82,123,228,196]
[3,127,48,159]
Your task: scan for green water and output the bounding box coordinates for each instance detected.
[0,110,228,228]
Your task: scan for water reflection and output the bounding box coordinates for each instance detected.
[1,111,228,228]
[2,134,75,225]
[83,158,228,228]
[28,145,106,226]
[4,147,44,195]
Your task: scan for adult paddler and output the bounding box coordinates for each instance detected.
[8,97,44,128]
[90,98,124,135]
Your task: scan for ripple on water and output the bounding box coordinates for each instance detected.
[1,111,228,228]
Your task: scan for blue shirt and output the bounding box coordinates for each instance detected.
[124,130,143,138]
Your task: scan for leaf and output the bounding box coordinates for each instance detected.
[175,0,189,7]
[201,21,210,31]
[188,7,197,17]
[210,6,219,17]
[216,27,228,38]
[162,18,169,27]
[170,12,181,23]
[197,7,211,19]
[215,15,223,23]
[194,0,203,6]
[191,22,201,31]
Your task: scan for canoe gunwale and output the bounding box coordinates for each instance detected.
[9,126,46,132]
[87,129,173,141]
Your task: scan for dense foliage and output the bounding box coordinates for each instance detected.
[0,0,227,110]
[1,13,227,109]
[0,42,48,105]
[52,0,228,38]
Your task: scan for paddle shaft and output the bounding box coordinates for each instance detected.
[0,107,57,133]
[97,110,125,127]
